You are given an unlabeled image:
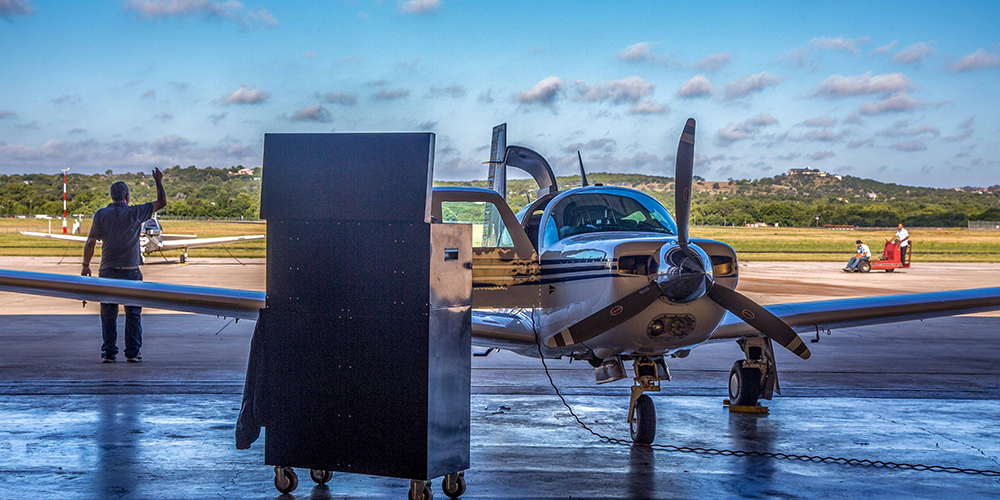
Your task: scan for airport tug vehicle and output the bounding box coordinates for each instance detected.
[869,240,911,273]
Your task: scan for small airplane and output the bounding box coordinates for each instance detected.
[20,216,266,263]
[1,120,999,447]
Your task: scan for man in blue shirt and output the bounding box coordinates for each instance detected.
[82,168,167,363]
[843,239,871,272]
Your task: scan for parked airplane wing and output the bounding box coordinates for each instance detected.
[709,287,1000,341]
[471,309,536,348]
[158,234,266,249]
[20,231,89,243]
[160,234,199,240]
[0,269,263,319]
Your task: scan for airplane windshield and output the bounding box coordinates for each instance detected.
[546,190,677,243]
[142,219,160,231]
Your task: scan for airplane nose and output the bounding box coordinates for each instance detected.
[657,243,714,303]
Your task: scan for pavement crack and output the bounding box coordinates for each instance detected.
[878,414,1000,471]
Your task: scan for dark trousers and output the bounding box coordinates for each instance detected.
[98,268,143,358]
[900,244,908,266]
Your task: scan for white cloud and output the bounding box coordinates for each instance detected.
[809,151,836,161]
[942,129,974,142]
[676,74,714,98]
[0,110,16,119]
[561,138,616,153]
[870,41,897,56]
[715,114,779,146]
[890,141,927,152]
[153,112,173,122]
[52,95,81,105]
[616,42,668,64]
[858,92,932,116]
[573,76,655,104]
[958,116,975,129]
[950,49,1000,72]
[694,52,732,72]
[208,112,227,125]
[748,113,779,126]
[222,85,270,105]
[629,99,669,115]
[357,11,369,20]
[847,138,874,149]
[810,72,912,98]
[790,128,849,143]
[142,89,156,99]
[290,104,332,122]
[477,89,494,103]
[876,120,940,138]
[317,92,357,106]
[374,88,410,100]
[723,72,784,100]
[428,85,467,98]
[515,76,564,105]
[418,120,437,131]
[304,51,317,60]
[152,134,194,154]
[398,0,440,15]
[810,36,870,54]
[122,1,278,27]
[801,116,837,128]
[0,0,33,18]
[892,42,933,64]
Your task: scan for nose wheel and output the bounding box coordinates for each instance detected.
[627,356,664,445]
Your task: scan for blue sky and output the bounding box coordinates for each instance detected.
[1,0,998,187]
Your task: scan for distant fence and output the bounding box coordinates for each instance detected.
[969,221,1000,231]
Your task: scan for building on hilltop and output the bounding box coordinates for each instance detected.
[788,166,841,180]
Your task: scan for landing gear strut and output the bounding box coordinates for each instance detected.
[627,356,666,444]
[730,336,778,406]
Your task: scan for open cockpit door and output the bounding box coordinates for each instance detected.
[432,187,540,308]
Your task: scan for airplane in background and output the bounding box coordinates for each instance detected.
[2,120,999,447]
[21,217,265,263]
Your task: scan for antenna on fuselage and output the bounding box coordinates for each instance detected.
[577,151,589,187]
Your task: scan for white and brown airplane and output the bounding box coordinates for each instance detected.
[2,120,998,445]
[21,217,265,263]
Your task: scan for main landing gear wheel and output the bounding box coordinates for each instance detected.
[409,479,433,500]
[729,361,762,406]
[309,469,333,485]
[273,466,298,494]
[630,394,656,445]
[441,471,466,498]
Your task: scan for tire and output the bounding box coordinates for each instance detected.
[859,261,871,273]
[629,394,656,445]
[886,268,894,273]
[409,481,433,500]
[274,467,298,494]
[729,361,762,406]
[310,469,332,485]
[442,472,466,498]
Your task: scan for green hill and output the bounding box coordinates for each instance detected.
[2,166,997,227]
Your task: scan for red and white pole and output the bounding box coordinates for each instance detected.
[61,168,69,234]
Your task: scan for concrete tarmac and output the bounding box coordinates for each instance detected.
[0,258,999,498]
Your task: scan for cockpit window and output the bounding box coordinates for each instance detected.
[142,219,160,231]
[544,190,677,246]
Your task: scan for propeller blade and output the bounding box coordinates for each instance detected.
[547,283,661,348]
[674,118,695,246]
[577,151,589,187]
[706,284,811,360]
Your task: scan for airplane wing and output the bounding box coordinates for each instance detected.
[709,287,1000,341]
[157,235,266,250]
[160,234,199,240]
[20,231,90,243]
[0,269,263,320]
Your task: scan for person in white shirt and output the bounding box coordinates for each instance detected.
[844,239,871,272]
[892,223,910,266]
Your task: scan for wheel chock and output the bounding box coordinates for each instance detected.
[722,400,769,413]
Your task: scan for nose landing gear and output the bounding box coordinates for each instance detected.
[627,356,667,445]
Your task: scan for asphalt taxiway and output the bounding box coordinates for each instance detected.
[0,258,998,498]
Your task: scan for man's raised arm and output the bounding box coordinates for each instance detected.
[151,167,167,212]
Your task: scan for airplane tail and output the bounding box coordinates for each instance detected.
[481,123,507,247]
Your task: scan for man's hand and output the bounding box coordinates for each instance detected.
[151,167,167,211]
[152,167,163,183]
[81,265,91,277]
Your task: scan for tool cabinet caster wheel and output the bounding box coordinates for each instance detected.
[274,466,298,494]
[630,394,656,445]
[442,471,466,498]
[409,479,433,500]
[310,469,333,485]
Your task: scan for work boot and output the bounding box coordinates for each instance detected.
[102,356,116,363]
[127,355,143,363]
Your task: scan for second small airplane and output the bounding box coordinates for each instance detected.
[21,218,265,263]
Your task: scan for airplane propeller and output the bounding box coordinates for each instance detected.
[548,118,811,360]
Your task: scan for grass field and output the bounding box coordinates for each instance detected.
[1,219,997,262]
